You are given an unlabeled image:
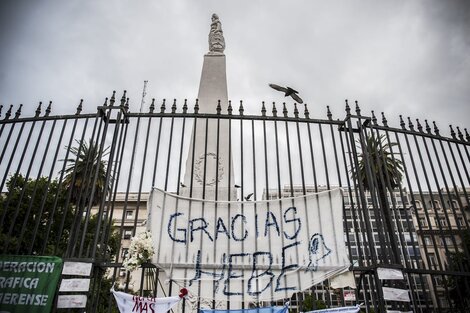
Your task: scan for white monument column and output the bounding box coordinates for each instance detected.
[182,14,235,200]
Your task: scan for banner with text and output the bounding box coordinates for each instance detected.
[112,289,180,313]
[0,255,63,313]
[148,188,349,302]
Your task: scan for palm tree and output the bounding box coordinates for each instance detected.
[62,139,109,206]
[351,134,404,263]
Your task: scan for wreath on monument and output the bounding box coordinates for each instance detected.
[122,231,155,272]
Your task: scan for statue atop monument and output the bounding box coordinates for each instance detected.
[208,13,225,55]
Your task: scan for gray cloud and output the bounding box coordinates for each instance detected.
[1,0,469,136]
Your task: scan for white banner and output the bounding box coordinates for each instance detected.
[377,268,404,280]
[62,262,92,276]
[59,278,90,292]
[330,271,356,289]
[148,188,350,302]
[57,295,87,308]
[112,289,180,313]
[382,287,410,302]
[303,305,360,313]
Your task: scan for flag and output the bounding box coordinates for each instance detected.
[112,289,181,313]
[147,188,350,302]
[201,306,288,313]
[303,305,360,313]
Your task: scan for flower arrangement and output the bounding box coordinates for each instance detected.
[122,231,155,272]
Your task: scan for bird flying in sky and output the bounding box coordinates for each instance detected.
[269,84,303,104]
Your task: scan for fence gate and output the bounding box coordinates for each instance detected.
[0,93,469,312]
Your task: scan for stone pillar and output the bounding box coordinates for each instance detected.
[181,54,235,200]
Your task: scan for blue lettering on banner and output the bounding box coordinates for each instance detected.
[247,252,274,296]
[283,207,301,240]
[190,217,213,242]
[167,205,334,296]
[224,253,249,296]
[275,241,300,292]
[168,212,187,243]
[215,217,230,240]
[231,214,248,241]
[264,212,280,237]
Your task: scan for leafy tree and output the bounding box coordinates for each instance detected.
[351,134,403,191]
[62,138,110,206]
[301,293,327,311]
[0,174,74,254]
[351,134,404,262]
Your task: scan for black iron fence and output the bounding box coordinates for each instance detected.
[1,91,469,312]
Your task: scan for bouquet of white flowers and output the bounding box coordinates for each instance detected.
[122,231,155,272]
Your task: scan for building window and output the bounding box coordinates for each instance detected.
[419,217,427,227]
[424,236,432,246]
[123,229,133,239]
[457,217,466,227]
[435,217,447,228]
[126,210,133,219]
[428,254,438,270]
[434,276,443,286]
[414,200,422,209]
[442,236,453,246]
[121,248,129,259]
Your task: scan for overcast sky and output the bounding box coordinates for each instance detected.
[1,0,469,136]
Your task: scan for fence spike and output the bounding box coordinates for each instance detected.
[282,102,288,117]
[4,105,13,120]
[194,99,199,114]
[381,112,388,127]
[399,115,405,130]
[456,126,464,141]
[227,100,232,115]
[45,101,52,116]
[407,117,415,131]
[261,101,266,117]
[182,99,187,114]
[305,104,311,119]
[172,99,177,113]
[0,105,3,118]
[424,120,431,134]
[355,100,361,116]
[14,104,23,119]
[294,103,299,118]
[149,98,155,113]
[109,91,116,106]
[433,121,440,136]
[75,99,83,115]
[216,100,221,115]
[120,90,127,107]
[34,102,42,117]
[103,97,108,107]
[371,110,377,125]
[449,125,456,139]
[465,128,470,142]
[239,100,244,115]
[124,98,130,112]
[325,105,331,120]
[160,99,166,113]
[345,99,351,116]
[416,119,423,133]
[272,102,277,117]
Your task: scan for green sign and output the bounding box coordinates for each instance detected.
[0,255,63,313]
